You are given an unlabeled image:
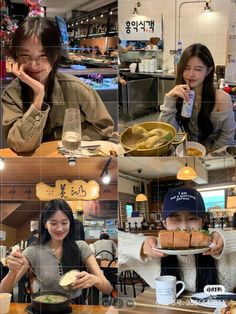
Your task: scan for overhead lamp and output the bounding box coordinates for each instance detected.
[133,7,139,15]
[0,157,5,170]
[135,169,147,202]
[110,10,113,15]
[86,18,89,22]
[177,159,196,180]
[93,16,96,20]
[100,157,112,184]
[81,20,83,24]
[100,14,103,18]
[204,0,212,12]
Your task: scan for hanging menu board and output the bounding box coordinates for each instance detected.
[151,180,184,203]
[225,1,236,83]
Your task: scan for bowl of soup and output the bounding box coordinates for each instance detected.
[120,122,181,156]
[176,141,206,157]
[31,291,70,313]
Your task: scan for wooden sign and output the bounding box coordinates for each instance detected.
[36,180,100,201]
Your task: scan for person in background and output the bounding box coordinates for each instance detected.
[159,43,236,152]
[0,199,112,303]
[119,187,236,293]
[26,230,39,247]
[93,233,117,261]
[2,17,114,153]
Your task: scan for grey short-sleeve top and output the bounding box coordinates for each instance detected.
[23,241,93,298]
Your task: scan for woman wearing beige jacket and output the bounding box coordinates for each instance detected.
[2,17,114,153]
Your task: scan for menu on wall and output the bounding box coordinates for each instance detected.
[151,180,184,203]
[225,1,236,83]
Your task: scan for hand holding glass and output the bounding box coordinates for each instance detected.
[62,108,81,154]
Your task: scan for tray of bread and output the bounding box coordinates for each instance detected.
[153,229,211,255]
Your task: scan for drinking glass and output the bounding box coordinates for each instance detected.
[62,108,81,155]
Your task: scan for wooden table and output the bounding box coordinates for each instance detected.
[8,303,117,313]
[0,140,119,157]
[0,141,61,157]
[119,288,217,314]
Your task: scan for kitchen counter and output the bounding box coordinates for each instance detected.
[119,70,176,79]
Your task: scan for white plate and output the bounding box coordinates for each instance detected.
[191,292,235,309]
[153,247,209,255]
[58,140,121,157]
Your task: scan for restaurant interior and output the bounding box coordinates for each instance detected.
[0,0,236,313]
[0,157,118,308]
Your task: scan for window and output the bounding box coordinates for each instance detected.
[200,190,226,210]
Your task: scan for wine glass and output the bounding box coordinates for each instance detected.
[62,108,81,156]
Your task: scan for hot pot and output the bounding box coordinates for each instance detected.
[31,291,70,313]
[120,121,185,156]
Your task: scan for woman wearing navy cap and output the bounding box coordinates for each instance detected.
[119,187,236,293]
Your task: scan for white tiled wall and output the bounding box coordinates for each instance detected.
[118,0,231,70]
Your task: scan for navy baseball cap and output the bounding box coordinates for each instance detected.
[162,187,206,220]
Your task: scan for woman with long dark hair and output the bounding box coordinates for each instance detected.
[119,187,236,293]
[0,199,112,302]
[2,17,114,153]
[159,43,236,152]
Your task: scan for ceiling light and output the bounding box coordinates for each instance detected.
[100,14,103,18]
[135,169,147,202]
[100,158,112,185]
[133,7,139,15]
[110,10,113,15]
[0,158,4,170]
[93,16,95,20]
[177,160,196,180]
[102,173,111,184]
[81,21,83,24]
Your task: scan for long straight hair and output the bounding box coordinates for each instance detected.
[175,43,215,142]
[38,199,83,273]
[10,17,61,109]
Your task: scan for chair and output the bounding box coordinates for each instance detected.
[119,270,147,298]
[95,250,115,261]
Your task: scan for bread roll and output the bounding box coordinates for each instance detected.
[159,230,173,248]
[173,231,190,248]
[190,230,211,247]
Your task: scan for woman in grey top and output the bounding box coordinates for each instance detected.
[0,199,112,303]
[159,43,236,152]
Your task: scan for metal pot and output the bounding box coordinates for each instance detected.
[120,121,185,156]
[31,291,70,313]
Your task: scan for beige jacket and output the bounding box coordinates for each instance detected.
[2,72,114,152]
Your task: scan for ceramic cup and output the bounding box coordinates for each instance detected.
[155,275,185,305]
